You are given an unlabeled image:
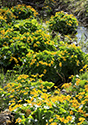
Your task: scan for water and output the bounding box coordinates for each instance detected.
[76,26,88,53]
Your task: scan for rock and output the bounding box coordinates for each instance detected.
[0,109,15,125]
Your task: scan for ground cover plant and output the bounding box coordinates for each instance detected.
[48,11,78,34]
[19,43,87,85]
[0,71,88,125]
[0,4,88,125]
[11,4,38,19]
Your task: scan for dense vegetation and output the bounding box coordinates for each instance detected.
[0,3,88,125]
[20,0,88,26]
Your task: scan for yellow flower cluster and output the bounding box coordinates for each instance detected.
[0,72,88,125]
[16,74,29,81]
[9,104,22,112]
[0,15,6,20]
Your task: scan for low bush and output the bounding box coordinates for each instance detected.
[0,73,88,125]
[20,50,59,83]
[0,42,30,69]
[22,29,56,52]
[0,28,56,70]
[0,74,54,111]
[12,18,42,34]
[56,43,88,79]
[20,43,87,85]
[0,29,21,47]
[0,18,42,47]
[48,11,78,34]
[11,4,38,19]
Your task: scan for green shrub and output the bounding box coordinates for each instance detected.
[20,50,59,83]
[0,73,88,125]
[0,7,17,29]
[20,43,87,85]
[0,28,21,47]
[11,4,38,19]
[0,27,56,70]
[22,29,56,52]
[55,43,88,80]
[61,77,88,125]
[13,18,42,34]
[48,11,78,34]
[0,74,54,111]
[0,18,46,46]
[0,42,30,69]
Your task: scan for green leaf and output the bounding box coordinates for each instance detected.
[59,107,66,113]
[79,80,87,86]
[42,81,54,88]
[66,86,73,92]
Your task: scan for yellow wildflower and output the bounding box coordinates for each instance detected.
[59,62,62,67]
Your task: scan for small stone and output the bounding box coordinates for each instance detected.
[0,109,15,125]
